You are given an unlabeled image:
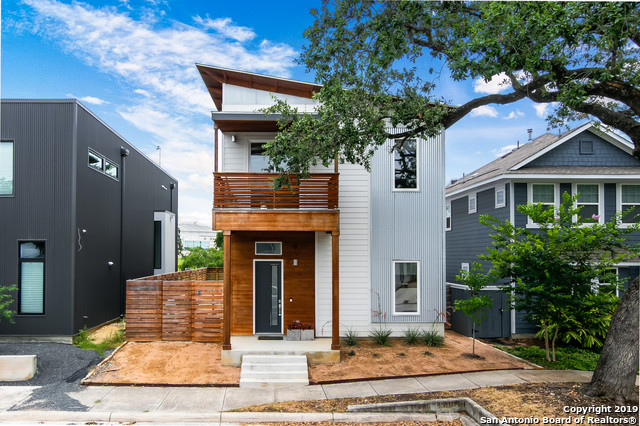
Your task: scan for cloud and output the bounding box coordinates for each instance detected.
[193,16,255,42]
[470,105,498,118]
[79,95,109,105]
[533,102,559,118]
[503,110,524,120]
[19,0,299,226]
[473,71,530,95]
[492,144,518,157]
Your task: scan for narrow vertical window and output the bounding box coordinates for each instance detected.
[394,139,417,190]
[153,221,162,269]
[495,187,506,208]
[445,204,452,231]
[19,241,45,314]
[0,140,14,196]
[576,184,600,222]
[468,195,477,214]
[393,261,419,315]
[621,184,640,224]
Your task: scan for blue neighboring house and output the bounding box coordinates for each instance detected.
[445,123,640,338]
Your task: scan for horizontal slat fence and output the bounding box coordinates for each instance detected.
[214,172,339,209]
[126,268,224,342]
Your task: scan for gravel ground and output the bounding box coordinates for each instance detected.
[0,342,105,411]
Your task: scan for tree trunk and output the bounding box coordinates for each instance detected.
[472,321,476,355]
[587,276,639,404]
[551,325,558,363]
[542,320,551,362]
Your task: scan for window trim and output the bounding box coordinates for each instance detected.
[0,139,15,197]
[579,139,594,155]
[495,186,506,209]
[392,260,420,316]
[618,183,640,227]
[527,183,558,228]
[88,148,119,181]
[17,240,46,316]
[468,194,477,214]
[392,138,419,192]
[595,267,619,297]
[255,241,282,256]
[445,203,452,231]
[572,183,603,224]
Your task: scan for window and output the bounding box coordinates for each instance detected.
[445,204,451,231]
[528,183,556,226]
[468,195,477,214]
[153,221,162,269]
[250,143,271,173]
[575,184,600,223]
[579,140,594,155]
[0,140,14,196]
[255,242,282,255]
[461,263,470,273]
[19,241,45,315]
[621,184,640,224]
[393,261,419,315]
[394,139,417,190]
[495,187,506,208]
[88,150,119,180]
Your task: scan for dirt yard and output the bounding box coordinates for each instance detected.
[83,330,531,386]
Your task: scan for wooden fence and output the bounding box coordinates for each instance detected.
[126,268,224,342]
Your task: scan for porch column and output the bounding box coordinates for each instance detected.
[331,230,340,350]
[222,230,232,350]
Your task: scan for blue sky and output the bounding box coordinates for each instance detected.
[2,0,576,225]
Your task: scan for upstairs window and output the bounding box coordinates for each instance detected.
[468,195,477,214]
[88,151,103,171]
[250,143,272,173]
[445,204,451,231]
[0,140,13,196]
[575,184,600,223]
[495,187,506,208]
[621,184,640,224]
[394,139,417,190]
[19,241,45,315]
[528,183,557,226]
[579,140,594,155]
[88,149,118,181]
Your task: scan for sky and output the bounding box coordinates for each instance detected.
[1,0,582,226]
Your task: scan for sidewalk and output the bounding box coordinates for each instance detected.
[0,369,593,424]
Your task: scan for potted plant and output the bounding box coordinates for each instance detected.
[287,321,301,341]
[300,322,314,341]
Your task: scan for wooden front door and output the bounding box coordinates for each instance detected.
[254,260,282,334]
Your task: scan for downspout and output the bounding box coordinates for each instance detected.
[119,147,129,316]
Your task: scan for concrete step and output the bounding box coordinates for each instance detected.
[239,355,309,388]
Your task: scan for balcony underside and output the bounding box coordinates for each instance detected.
[213,209,339,232]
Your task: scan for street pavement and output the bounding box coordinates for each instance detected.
[0,369,594,424]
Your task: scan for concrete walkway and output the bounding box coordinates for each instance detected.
[0,369,593,424]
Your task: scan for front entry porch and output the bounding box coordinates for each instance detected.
[221,336,339,366]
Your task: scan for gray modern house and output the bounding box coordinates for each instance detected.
[0,99,178,340]
[445,123,640,338]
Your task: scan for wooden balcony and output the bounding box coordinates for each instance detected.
[213,172,339,210]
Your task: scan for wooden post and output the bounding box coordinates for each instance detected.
[331,230,340,350]
[222,230,232,350]
[214,124,219,173]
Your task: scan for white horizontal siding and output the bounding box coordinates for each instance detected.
[222,85,317,112]
[221,132,277,172]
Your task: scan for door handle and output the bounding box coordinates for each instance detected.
[278,300,282,316]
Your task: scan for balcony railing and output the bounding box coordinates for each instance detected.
[214,172,339,210]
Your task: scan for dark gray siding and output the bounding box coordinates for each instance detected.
[525,131,638,167]
[446,184,510,283]
[449,288,510,338]
[73,105,178,332]
[0,100,76,336]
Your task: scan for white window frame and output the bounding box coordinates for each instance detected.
[445,203,452,231]
[392,138,419,192]
[617,183,640,228]
[495,186,506,209]
[595,267,619,297]
[255,241,282,255]
[468,194,477,214]
[392,260,420,316]
[0,140,14,197]
[572,183,604,224]
[461,263,470,273]
[527,183,558,228]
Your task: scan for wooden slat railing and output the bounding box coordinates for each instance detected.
[214,172,339,209]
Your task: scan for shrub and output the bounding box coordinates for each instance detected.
[421,329,444,347]
[497,344,600,371]
[369,327,392,346]
[73,325,125,356]
[403,327,421,345]
[344,328,359,346]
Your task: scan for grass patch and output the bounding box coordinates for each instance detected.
[496,345,600,371]
[73,324,125,356]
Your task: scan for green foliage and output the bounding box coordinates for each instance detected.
[0,285,18,324]
[403,327,421,345]
[73,325,125,357]
[344,328,360,346]
[176,228,184,258]
[421,329,444,347]
[454,262,493,354]
[179,247,223,270]
[214,232,223,250]
[481,193,640,361]
[497,345,600,371]
[369,327,392,346]
[263,1,640,184]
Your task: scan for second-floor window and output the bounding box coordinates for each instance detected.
[394,139,417,190]
[250,143,272,173]
[445,204,451,231]
[621,184,640,224]
[0,140,13,196]
[575,184,601,223]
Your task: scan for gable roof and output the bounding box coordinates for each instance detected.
[196,64,321,111]
[446,123,637,196]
